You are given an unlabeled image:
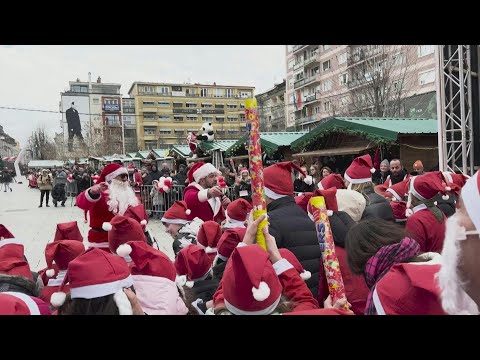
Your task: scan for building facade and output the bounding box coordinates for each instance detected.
[128,82,255,150]
[257,80,286,132]
[122,98,138,153]
[60,75,123,156]
[0,125,17,158]
[285,45,437,131]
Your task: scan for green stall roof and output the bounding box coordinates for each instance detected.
[227,132,307,156]
[198,140,237,155]
[170,145,192,158]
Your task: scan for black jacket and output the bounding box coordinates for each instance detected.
[361,186,394,222]
[293,179,315,193]
[329,211,356,247]
[267,196,321,300]
[372,170,390,185]
[174,171,188,186]
[212,259,227,281]
[234,180,252,201]
[434,193,456,218]
[191,276,219,304]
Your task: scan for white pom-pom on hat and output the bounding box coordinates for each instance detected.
[46,269,55,278]
[300,270,312,281]
[304,175,313,185]
[405,208,414,217]
[102,222,113,231]
[445,186,451,192]
[442,194,449,200]
[327,210,333,216]
[50,292,67,307]
[434,201,438,206]
[185,209,191,215]
[140,219,147,226]
[370,168,376,174]
[176,275,194,288]
[116,243,132,257]
[185,280,194,288]
[252,281,270,301]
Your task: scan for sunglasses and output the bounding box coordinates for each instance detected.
[120,173,128,179]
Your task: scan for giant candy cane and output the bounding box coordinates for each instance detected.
[245,98,267,250]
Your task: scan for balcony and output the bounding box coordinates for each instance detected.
[103,104,120,112]
[303,92,319,105]
[293,45,308,53]
[347,46,386,67]
[303,53,319,67]
[296,113,321,125]
[138,91,172,97]
[293,74,320,89]
[293,61,304,71]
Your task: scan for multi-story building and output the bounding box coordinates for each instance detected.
[285,45,436,131]
[257,80,286,132]
[128,82,255,149]
[0,125,17,158]
[122,98,138,153]
[60,75,123,155]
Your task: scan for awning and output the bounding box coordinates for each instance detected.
[292,143,376,157]
[226,131,308,156]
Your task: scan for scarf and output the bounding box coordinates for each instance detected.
[364,237,420,315]
[423,199,444,223]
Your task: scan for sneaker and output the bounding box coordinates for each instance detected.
[46,204,50,207]
[38,205,42,208]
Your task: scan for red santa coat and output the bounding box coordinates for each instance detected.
[183,182,225,223]
[372,260,446,315]
[128,172,143,193]
[405,204,446,253]
[383,174,410,188]
[76,189,115,250]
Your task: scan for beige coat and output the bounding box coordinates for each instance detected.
[38,173,53,190]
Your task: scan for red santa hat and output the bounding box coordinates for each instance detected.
[386,178,410,202]
[460,170,480,233]
[278,248,311,280]
[304,188,338,218]
[264,161,306,199]
[174,245,212,288]
[161,201,191,225]
[390,201,408,223]
[0,239,32,280]
[117,241,176,282]
[50,248,134,314]
[294,192,312,213]
[240,167,249,175]
[344,154,375,185]
[225,198,253,226]
[443,171,469,194]
[44,240,85,278]
[374,184,392,199]
[318,173,344,190]
[196,221,222,254]
[409,172,450,202]
[222,244,283,315]
[54,221,83,242]
[0,292,51,315]
[0,224,14,240]
[98,163,128,183]
[123,204,149,231]
[373,263,445,315]
[214,228,247,265]
[188,162,218,183]
[127,164,135,172]
[102,215,146,255]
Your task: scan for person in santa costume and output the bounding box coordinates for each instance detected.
[437,170,480,315]
[405,171,451,253]
[183,162,229,223]
[123,204,155,247]
[383,158,410,188]
[0,292,51,315]
[344,154,394,222]
[346,218,445,315]
[161,200,204,256]
[39,240,85,308]
[211,227,246,280]
[436,171,470,218]
[317,173,344,190]
[263,161,323,301]
[76,163,139,251]
[102,215,147,259]
[212,225,351,315]
[127,164,143,201]
[196,221,222,263]
[222,198,252,230]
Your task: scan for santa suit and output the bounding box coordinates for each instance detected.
[405,204,446,253]
[183,182,225,223]
[76,189,115,250]
[128,172,143,200]
[40,270,69,306]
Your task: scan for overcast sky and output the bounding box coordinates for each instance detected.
[0,45,286,148]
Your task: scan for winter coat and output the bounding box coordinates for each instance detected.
[0,274,39,297]
[434,193,456,218]
[361,186,394,222]
[51,183,66,201]
[150,186,163,207]
[293,178,315,193]
[267,196,321,301]
[160,168,171,177]
[54,171,67,186]
[38,173,53,190]
[234,179,252,202]
[172,217,203,256]
[173,171,188,186]
[372,170,391,185]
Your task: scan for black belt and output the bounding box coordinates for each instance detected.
[91,227,107,232]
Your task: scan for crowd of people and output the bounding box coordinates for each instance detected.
[0,149,479,316]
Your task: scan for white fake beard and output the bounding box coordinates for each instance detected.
[106,179,139,216]
[437,214,479,315]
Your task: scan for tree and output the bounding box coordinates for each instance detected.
[28,127,57,160]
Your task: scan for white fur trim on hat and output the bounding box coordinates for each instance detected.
[304,175,313,186]
[140,220,147,226]
[443,172,453,184]
[113,289,133,315]
[264,186,288,200]
[405,208,414,217]
[344,172,372,185]
[50,291,67,307]
[185,209,191,215]
[105,167,128,183]
[193,163,218,183]
[252,281,271,302]
[70,275,134,299]
[300,270,312,281]
[205,246,217,254]
[161,217,189,225]
[236,242,247,248]
[116,244,132,257]
[462,172,480,232]
[46,269,55,278]
[386,188,402,201]
[102,222,113,231]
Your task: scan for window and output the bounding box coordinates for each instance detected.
[185,103,197,108]
[144,127,156,135]
[216,116,225,122]
[338,52,347,65]
[159,129,171,135]
[173,116,184,122]
[339,73,348,85]
[227,116,237,122]
[157,86,169,94]
[288,77,294,88]
[142,101,155,106]
[201,103,213,108]
[239,91,251,98]
[202,116,213,122]
[144,141,157,149]
[226,104,237,109]
[392,52,406,66]
[174,129,184,135]
[158,101,169,107]
[322,79,332,92]
[288,59,294,70]
[124,129,136,137]
[393,80,404,92]
[240,114,246,122]
[215,88,225,97]
[323,101,332,112]
[322,60,331,72]
[226,89,233,98]
[418,45,435,58]
[93,98,99,104]
[240,103,245,109]
[159,115,170,121]
[228,129,239,133]
[186,88,196,96]
[143,86,154,93]
[215,103,224,109]
[310,66,319,77]
[173,102,183,108]
[186,115,198,121]
[418,69,435,85]
[323,45,330,51]
[340,96,349,106]
[143,113,156,120]
[201,88,209,97]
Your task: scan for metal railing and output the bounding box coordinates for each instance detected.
[140,184,239,218]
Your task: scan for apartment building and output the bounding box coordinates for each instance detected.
[257,80,286,132]
[285,45,436,131]
[122,98,138,152]
[0,125,18,159]
[128,82,255,150]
